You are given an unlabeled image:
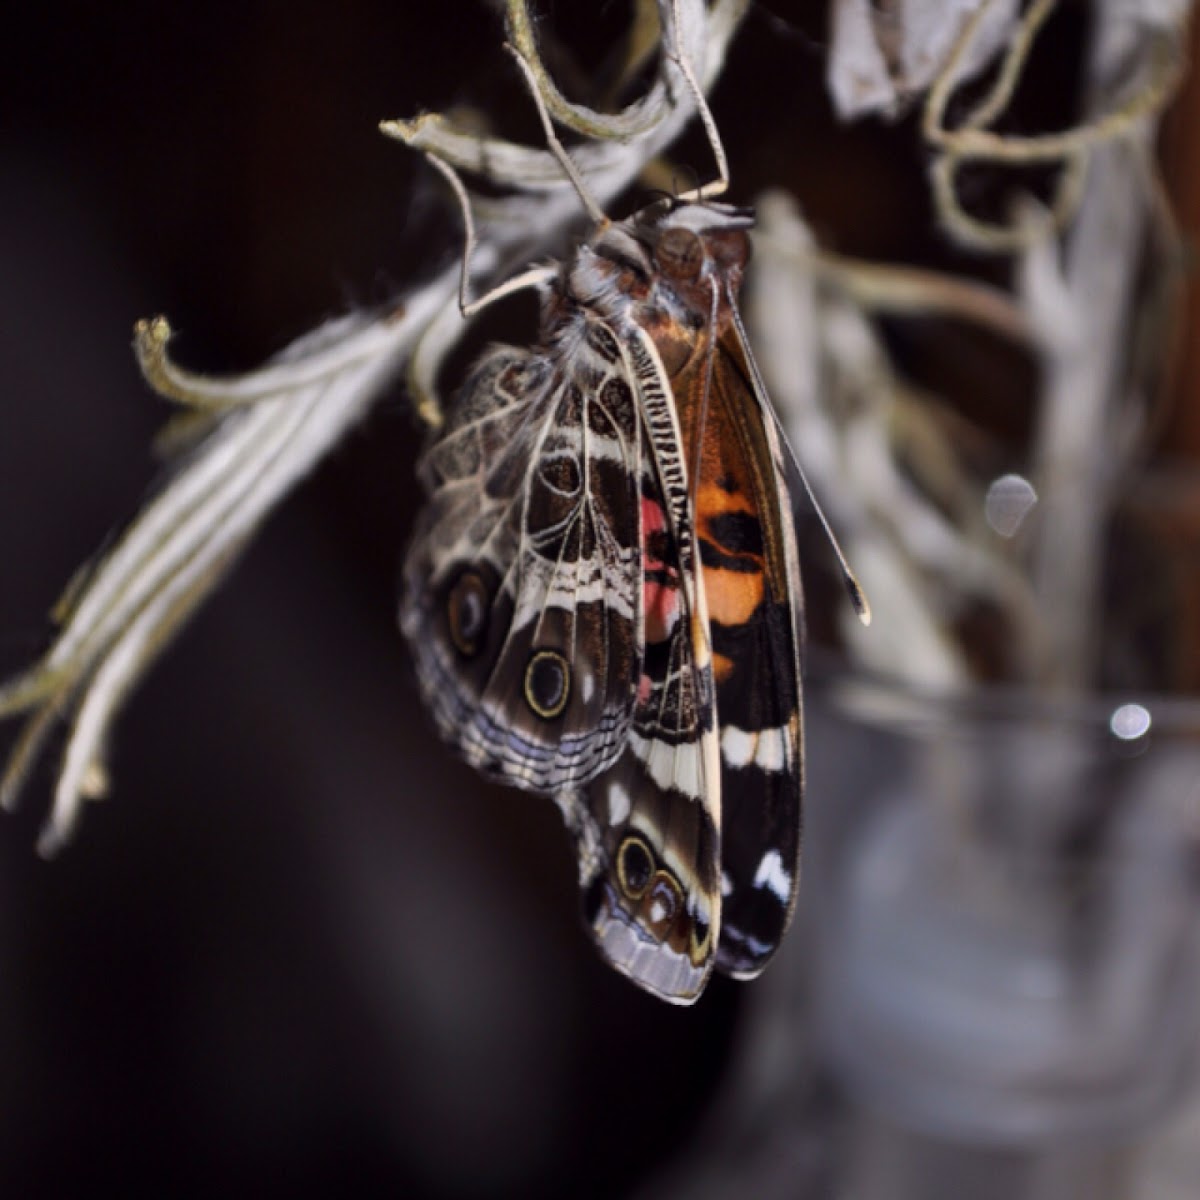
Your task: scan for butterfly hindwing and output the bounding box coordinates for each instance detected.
[404,318,723,1002]
[401,326,642,793]
[575,747,721,1003]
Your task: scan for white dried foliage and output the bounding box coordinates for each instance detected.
[0,0,749,852]
[815,0,1189,692]
[827,0,1018,120]
[748,191,1041,688]
[920,0,1185,252]
[0,0,1191,852]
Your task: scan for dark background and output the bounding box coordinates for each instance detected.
[0,5,821,1194]
[0,2,1185,1196]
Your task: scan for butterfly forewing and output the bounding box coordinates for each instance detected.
[624,212,806,980]
[688,336,804,977]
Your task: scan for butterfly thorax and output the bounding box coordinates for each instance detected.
[548,200,754,380]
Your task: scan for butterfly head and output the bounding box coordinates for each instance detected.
[634,196,752,257]
[567,200,753,329]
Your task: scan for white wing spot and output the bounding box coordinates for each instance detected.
[721,725,755,769]
[753,850,792,903]
[721,725,789,774]
[607,780,631,826]
[754,726,787,773]
[630,731,704,799]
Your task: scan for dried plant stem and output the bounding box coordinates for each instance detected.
[924,0,1185,252]
[1028,47,1170,689]
[505,0,665,140]
[755,233,1032,347]
[1,283,456,852]
[135,313,418,410]
[749,193,1045,687]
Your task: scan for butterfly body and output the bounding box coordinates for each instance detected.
[402,199,804,1003]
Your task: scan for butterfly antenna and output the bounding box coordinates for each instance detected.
[667,0,729,200]
[726,285,872,626]
[504,44,609,227]
[670,164,703,204]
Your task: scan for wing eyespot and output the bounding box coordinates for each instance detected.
[524,649,571,720]
[643,872,683,938]
[445,569,490,657]
[616,834,655,899]
[689,910,713,959]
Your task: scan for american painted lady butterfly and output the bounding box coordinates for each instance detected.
[402,196,806,1003]
[400,32,864,1004]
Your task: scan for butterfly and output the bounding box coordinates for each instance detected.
[400,193,811,1003]
[397,20,871,1002]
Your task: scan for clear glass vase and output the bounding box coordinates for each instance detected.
[804,671,1200,1198]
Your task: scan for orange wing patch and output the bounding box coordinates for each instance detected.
[672,334,772,687]
[695,482,767,683]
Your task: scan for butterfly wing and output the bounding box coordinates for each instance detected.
[564,327,723,1004]
[401,325,642,793]
[403,321,722,1003]
[676,331,805,979]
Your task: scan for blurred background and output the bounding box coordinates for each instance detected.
[1,2,1198,1196]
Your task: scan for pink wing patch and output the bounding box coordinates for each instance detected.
[641,496,682,646]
